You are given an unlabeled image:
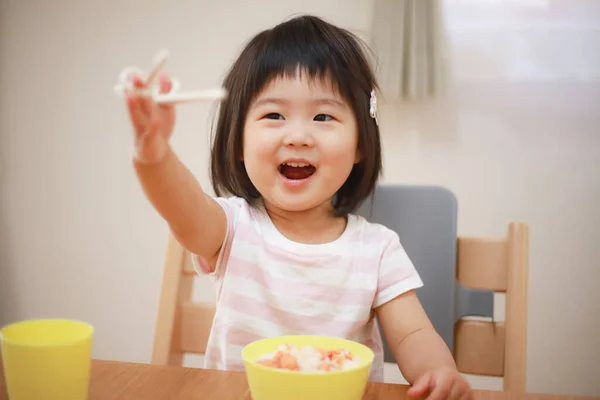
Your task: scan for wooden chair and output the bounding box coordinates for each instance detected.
[453,222,529,392]
[150,234,215,366]
[150,215,529,393]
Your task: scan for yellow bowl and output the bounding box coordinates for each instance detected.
[242,335,374,400]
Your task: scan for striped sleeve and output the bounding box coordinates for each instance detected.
[191,196,243,277]
[373,231,424,308]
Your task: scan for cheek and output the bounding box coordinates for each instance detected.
[322,131,359,165]
[332,149,359,177]
[243,127,277,168]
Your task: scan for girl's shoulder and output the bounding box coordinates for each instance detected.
[211,195,254,221]
[213,195,249,210]
[349,212,403,247]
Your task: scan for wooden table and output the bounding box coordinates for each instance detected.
[0,360,593,399]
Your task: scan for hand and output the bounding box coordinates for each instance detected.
[407,366,473,400]
[125,73,176,164]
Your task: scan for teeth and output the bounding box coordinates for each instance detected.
[283,162,310,167]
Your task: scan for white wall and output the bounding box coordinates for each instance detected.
[1,0,598,397]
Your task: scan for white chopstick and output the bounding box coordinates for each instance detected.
[145,49,170,87]
[154,88,227,104]
[114,49,227,104]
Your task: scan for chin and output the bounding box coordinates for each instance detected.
[266,192,334,214]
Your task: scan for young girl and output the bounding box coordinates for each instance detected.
[124,15,472,400]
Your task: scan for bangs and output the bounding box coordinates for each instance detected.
[239,17,369,103]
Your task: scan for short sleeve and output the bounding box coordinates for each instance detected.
[373,231,424,308]
[190,196,244,277]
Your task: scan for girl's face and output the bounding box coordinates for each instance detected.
[243,73,360,214]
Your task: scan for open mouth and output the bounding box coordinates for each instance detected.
[278,161,316,180]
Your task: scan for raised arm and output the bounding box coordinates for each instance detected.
[133,148,226,262]
[126,73,227,266]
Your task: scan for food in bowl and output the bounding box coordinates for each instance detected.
[243,336,375,400]
[255,343,362,372]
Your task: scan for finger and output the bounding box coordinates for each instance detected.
[407,372,432,398]
[425,376,452,400]
[459,385,475,400]
[157,72,174,112]
[447,381,462,400]
[158,72,173,94]
[126,94,149,137]
[135,117,161,154]
[144,116,161,140]
[130,75,154,117]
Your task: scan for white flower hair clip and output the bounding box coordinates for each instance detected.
[113,49,227,104]
[369,89,379,126]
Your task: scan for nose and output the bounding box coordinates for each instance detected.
[282,122,314,147]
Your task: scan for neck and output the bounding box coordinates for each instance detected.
[263,200,347,245]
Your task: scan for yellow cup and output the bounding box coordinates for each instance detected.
[0,319,94,400]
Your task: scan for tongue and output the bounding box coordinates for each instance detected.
[280,165,314,180]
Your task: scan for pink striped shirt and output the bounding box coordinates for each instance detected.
[192,196,423,382]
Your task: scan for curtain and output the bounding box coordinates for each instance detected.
[370,0,450,101]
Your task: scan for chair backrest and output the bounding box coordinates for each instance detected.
[453,223,529,392]
[150,184,528,392]
[356,185,460,356]
[356,185,529,392]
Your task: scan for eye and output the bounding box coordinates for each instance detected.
[263,113,284,120]
[314,114,334,122]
